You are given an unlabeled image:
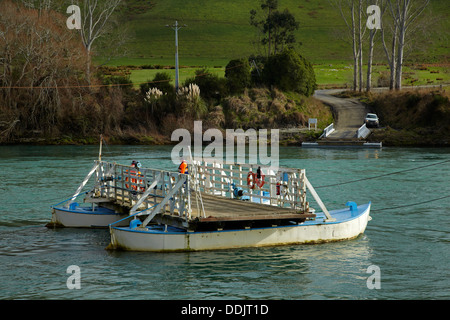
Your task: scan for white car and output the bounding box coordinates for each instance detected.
[365,113,379,128]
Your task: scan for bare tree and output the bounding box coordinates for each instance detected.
[0,0,90,139]
[357,0,367,92]
[365,0,381,92]
[385,0,430,90]
[71,0,122,81]
[330,0,365,91]
[18,0,54,11]
[380,0,397,89]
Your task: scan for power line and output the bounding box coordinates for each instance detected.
[0,78,173,90]
[315,159,450,189]
[0,62,246,90]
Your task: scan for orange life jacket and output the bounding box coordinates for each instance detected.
[179,161,188,174]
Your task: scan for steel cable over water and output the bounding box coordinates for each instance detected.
[315,159,450,189]
[314,158,450,212]
[370,194,450,212]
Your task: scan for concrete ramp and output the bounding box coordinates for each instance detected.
[304,89,381,148]
[314,89,370,139]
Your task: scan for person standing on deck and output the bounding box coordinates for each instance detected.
[178,159,188,174]
[257,166,262,179]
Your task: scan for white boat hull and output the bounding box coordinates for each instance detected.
[108,203,371,252]
[50,206,129,228]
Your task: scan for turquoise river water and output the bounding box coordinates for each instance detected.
[0,145,448,301]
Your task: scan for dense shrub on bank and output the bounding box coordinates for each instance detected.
[367,89,450,146]
[262,49,317,97]
[222,87,330,130]
[369,89,449,131]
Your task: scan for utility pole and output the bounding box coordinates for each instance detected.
[166,21,187,92]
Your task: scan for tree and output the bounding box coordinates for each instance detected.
[366,0,381,92]
[17,0,65,14]
[356,0,365,92]
[384,0,430,90]
[140,72,174,96]
[225,58,252,94]
[185,69,228,105]
[71,0,122,81]
[330,0,363,91]
[380,0,398,90]
[263,48,316,97]
[250,0,299,56]
[332,0,386,92]
[0,0,94,139]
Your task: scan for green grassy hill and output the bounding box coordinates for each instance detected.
[101,0,449,67]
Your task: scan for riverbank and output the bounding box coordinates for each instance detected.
[0,87,332,147]
[3,127,449,147]
[2,87,449,148]
[0,128,321,147]
[363,87,450,147]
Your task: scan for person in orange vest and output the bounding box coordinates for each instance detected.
[126,160,144,191]
[178,159,188,174]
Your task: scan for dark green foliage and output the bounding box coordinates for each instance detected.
[225,58,252,94]
[250,0,299,56]
[184,68,228,105]
[262,49,316,96]
[139,72,174,96]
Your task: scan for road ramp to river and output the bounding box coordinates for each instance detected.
[314,89,370,140]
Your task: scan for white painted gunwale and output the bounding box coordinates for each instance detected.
[109,202,371,252]
[51,206,129,228]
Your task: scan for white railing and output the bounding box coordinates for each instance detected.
[89,161,191,222]
[357,123,371,139]
[320,123,335,138]
[79,159,333,225]
[191,159,308,212]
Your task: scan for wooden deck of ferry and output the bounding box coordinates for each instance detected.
[148,192,316,231]
[195,194,315,230]
[104,191,315,231]
[107,190,315,229]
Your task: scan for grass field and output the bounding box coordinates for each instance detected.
[129,66,225,88]
[99,0,449,65]
[101,0,353,63]
[95,0,450,88]
[125,62,449,88]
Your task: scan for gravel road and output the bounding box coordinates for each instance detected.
[314,89,370,139]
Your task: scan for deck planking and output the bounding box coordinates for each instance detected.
[191,193,303,219]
